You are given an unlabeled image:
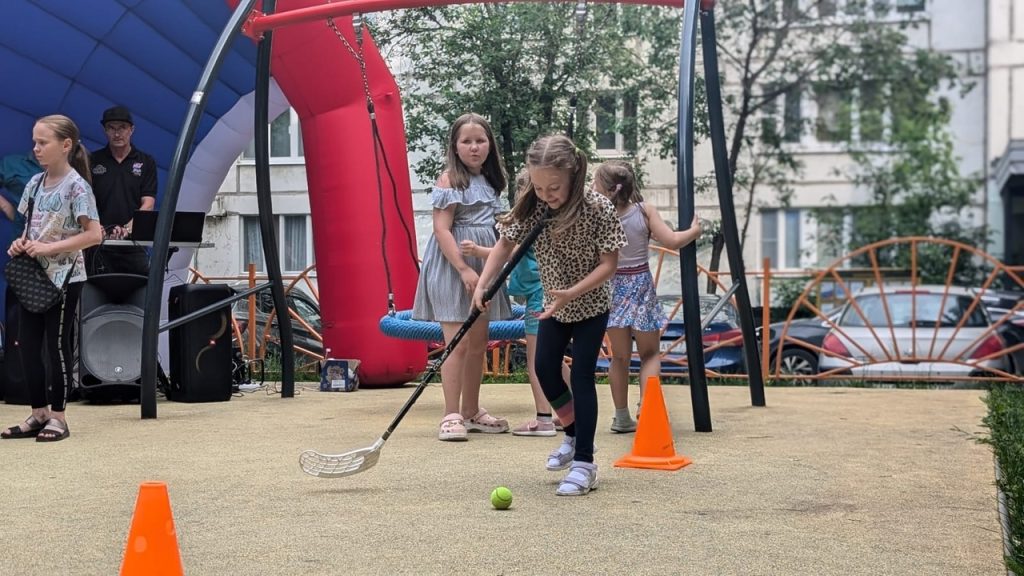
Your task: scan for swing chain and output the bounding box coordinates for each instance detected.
[326,15,375,117]
[326,13,411,318]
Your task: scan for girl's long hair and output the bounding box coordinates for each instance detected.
[504,135,587,237]
[37,114,92,186]
[444,112,507,193]
[594,160,643,209]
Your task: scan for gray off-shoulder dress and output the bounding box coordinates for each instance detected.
[412,174,513,323]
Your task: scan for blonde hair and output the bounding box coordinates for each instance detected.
[36,114,92,186]
[444,112,507,193]
[503,135,588,237]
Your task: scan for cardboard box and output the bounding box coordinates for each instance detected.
[320,359,360,392]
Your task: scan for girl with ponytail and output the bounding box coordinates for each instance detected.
[1,114,101,442]
[475,134,626,496]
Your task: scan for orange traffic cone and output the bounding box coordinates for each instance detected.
[614,376,692,471]
[120,482,184,576]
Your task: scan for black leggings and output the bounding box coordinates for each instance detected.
[534,311,609,464]
[15,282,81,412]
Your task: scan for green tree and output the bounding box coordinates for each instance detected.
[372,3,684,188]
[694,0,972,290]
[812,22,983,283]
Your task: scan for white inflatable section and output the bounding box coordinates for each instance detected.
[157,79,290,368]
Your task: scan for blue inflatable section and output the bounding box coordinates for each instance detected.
[0,0,257,192]
[380,306,527,342]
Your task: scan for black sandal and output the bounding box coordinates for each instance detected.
[1,416,47,439]
[35,419,70,443]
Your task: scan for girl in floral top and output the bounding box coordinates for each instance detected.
[474,135,627,496]
[1,115,102,442]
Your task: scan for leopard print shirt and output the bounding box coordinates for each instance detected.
[498,190,627,323]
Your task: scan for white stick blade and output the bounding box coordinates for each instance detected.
[299,439,383,478]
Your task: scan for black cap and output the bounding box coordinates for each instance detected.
[101,106,134,126]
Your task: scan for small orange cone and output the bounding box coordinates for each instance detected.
[120,482,184,576]
[614,376,692,471]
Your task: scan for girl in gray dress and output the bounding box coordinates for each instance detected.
[412,113,513,441]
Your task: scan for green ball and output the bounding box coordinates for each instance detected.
[490,486,513,510]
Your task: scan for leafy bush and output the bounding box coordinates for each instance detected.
[983,385,1024,573]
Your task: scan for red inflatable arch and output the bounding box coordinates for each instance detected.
[231,0,425,386]
[233,0,705,387]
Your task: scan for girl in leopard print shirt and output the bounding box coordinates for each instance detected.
[475,135,626,496]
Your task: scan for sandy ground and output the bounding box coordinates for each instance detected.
[0,383,1004,575]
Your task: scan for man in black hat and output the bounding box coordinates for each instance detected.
[88,105,157,276]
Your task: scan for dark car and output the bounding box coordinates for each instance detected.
[760,308,842,382]
[232,289,323,366]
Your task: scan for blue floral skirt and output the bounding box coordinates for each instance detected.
[607,268,666,332]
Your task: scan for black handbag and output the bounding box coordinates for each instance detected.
[4,178,74,314]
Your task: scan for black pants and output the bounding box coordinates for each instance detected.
[84,246,149,277]
[535,311,610,464]
[15,283,82,412]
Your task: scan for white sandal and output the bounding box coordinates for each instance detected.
[556,462,598,496]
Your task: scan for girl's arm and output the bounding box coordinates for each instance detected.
[25,216,102,257]
[431,173,474,273]
[647,205,702,251]
[473,236,515,311]
[432,205,469,271]
[460,239,492,259]
[0,195,15,222]
[540,250,619,319]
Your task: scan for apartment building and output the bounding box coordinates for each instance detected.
[199,0,1023,295]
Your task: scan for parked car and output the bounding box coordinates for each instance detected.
[759,308,841,382]
[232,289,324,366]
[817,285,1013,379]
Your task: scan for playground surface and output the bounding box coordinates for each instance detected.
[0,384,1003,575]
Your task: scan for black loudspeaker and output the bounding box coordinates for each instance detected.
[79,274,147,396]
[168,284,233,403]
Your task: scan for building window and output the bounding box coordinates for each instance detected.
[895,0,925,12]
[857,81,885,142]
[762,209,779,267]
[814,85,852,143]
[242,215,314,273]
[762,208,804,269]
[785,210,801,268]
[782,0,800,20]
[243,109,304,160]
[594,92,638,153]
[763,85,804,144]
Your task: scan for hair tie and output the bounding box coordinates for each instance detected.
[614,184,622,192]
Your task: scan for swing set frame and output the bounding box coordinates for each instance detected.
[138,0,764,445]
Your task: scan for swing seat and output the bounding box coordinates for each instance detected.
[379,306,527,342]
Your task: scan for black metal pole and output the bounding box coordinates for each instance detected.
[139,0,259,418]
[254,0,295,398]
[677,0,711,432]
[700,7,766,407]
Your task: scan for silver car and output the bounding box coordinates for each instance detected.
[817,285,1013,379]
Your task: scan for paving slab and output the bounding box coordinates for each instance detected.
[0,384,1003,575]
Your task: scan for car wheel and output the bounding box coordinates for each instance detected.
[776,348,818,385]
